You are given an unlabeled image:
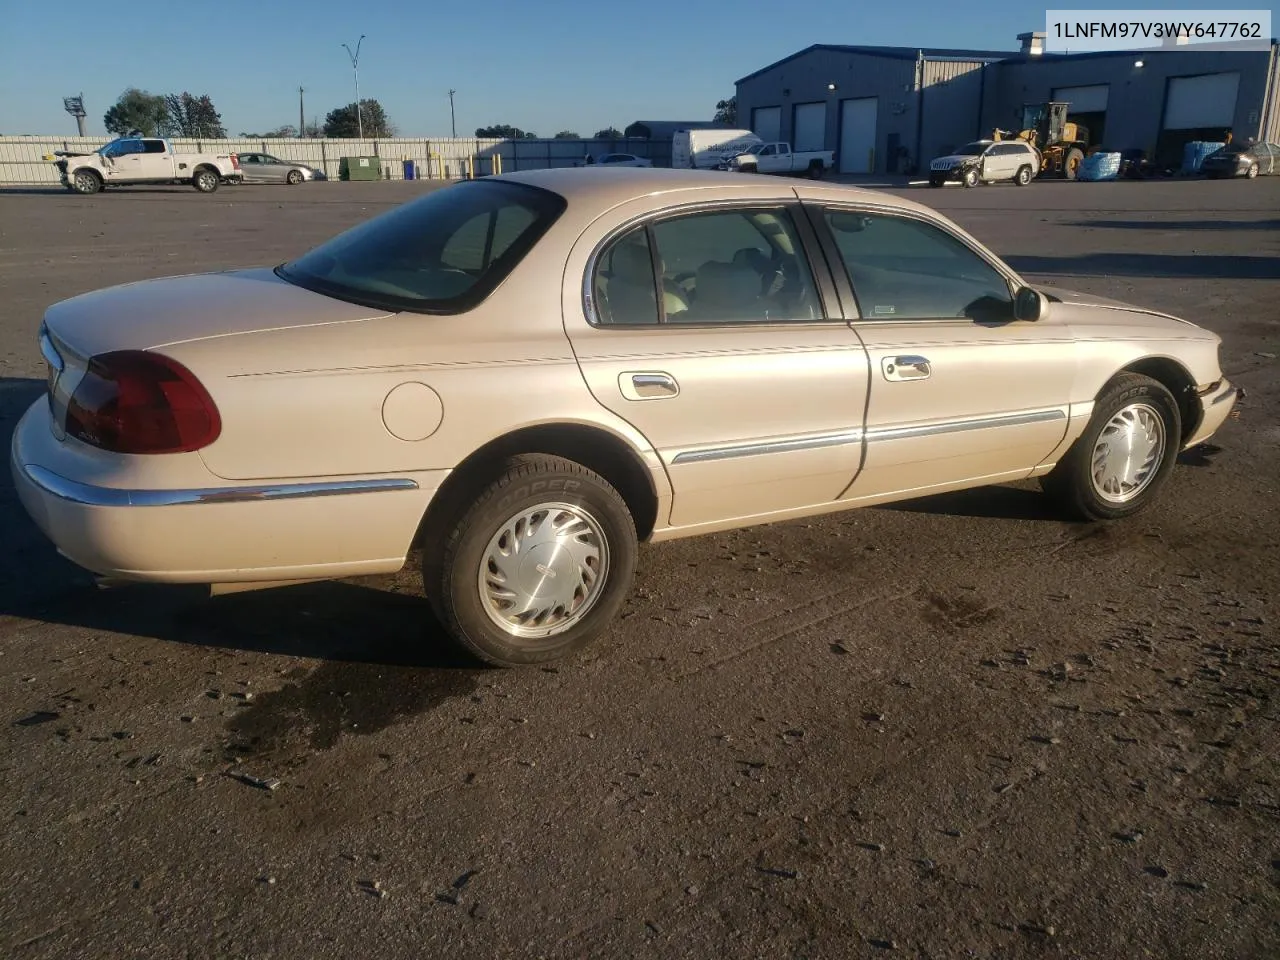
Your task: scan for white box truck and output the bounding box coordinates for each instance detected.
[671,129,764,170]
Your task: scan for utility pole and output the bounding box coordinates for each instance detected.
[448,89,457,138]
[342,35,366,139]
[298,86,305,138]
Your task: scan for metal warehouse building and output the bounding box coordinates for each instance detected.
[735,33,1280,174]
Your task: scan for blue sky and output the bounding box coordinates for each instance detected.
[1,1,1275,138]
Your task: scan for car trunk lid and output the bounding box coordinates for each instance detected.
[38,267,394,440]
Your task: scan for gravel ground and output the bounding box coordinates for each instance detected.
[1,176,1277,960]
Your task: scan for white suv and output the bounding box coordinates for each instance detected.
[929,140,1040,188]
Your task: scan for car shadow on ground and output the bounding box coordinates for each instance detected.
[0,376,478,671]
[1005,252,1278,280]
[873,483,1065,521]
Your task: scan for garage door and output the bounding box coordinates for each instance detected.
[792,102,826,152]
[839,98,877,173]
[752,106,781,142]
[1164,72,1240,129]
[1052,84,1109,113]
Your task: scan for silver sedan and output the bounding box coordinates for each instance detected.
[234,152,327,184]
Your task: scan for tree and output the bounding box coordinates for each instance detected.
[164,92,227,138]
[103,88,170,137]
[241,125,297,138]
[553,130,581,139]
[475,124,538,139]
[714,96,738,126]
[323,99,395,138]
[593,126,623,139]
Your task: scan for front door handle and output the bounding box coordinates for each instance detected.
[622,371,679,400]
[882,355,931,381]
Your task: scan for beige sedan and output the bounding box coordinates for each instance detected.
[11,168,1239,666]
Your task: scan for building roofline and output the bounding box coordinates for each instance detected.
[735,43,1014,84]
[736,38,1279,84]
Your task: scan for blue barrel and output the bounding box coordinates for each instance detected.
[403,159,416,181]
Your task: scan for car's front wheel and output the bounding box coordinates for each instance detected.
[1246,162,1259,179]
[1041,373,1181,521]
[425,454,638,667]
[287,169,304,185]
[962,167,979,187]
[71,170,102,194]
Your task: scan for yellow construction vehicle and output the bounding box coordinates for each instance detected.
[993,101,1090,180]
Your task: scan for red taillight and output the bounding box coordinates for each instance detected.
[65,350,221,454]
[230,153,240,169]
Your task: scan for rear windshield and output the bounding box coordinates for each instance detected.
[277,179,566,313]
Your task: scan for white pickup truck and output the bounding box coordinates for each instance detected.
[50,136,243,194]
[722,142,835,178]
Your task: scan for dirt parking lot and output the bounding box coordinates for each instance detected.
[1,177,1277,959]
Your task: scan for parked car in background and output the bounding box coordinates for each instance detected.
[1200,140,1279,178]
[722,141,834,178]
[576,153,652,168]
[235,151,327,184]
[48,136,242,194]
[929,139,1040,187]
[12,169,1239,668]
[671,128,763,169]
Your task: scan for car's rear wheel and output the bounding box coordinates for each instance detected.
[1062,147,1084,180]
[425,454,638,667]
[1014,164,1033,186]
[1041,373,1181,521]
[193,168,220,193]
[72,170,102,194]
[286,169,303,185]
[962,167,979,188]
[1246,162,1259,179]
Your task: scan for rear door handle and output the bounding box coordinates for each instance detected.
[621,371,680,400]
[882,355,931,381]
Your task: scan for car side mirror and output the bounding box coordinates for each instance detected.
[1013,285,1048,322]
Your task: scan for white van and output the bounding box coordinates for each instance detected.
[671,128,764,169]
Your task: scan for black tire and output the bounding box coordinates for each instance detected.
[962,167,979,188]
[424,454,638,667]
[71,169,102,195]
[192,168,220,193]
[1040,373,1181,522]
[286,169,303,185]
[1014,164,1033,186]
[1246,162,1259,179]
[807,160,823,179]
[928,175,944,188]
[1062,147,1084,180]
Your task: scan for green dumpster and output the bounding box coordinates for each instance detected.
[339,156,381,181]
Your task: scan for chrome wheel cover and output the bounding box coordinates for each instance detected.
[477,502,609,639]
[1091,402,1166,503]
[197,172,216,190]
[74,171,97,193]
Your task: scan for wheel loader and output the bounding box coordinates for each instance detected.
[993,101,1090,180]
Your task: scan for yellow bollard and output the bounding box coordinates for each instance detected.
[466,156,474,180]
[494,154,502,175]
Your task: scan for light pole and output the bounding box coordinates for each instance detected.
[448,89,457,138]
[342,35,366,138]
